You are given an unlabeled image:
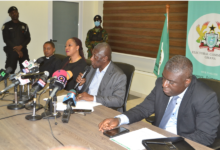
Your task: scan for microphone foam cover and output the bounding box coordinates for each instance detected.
[36,57,44,64]
[6,67,13,74]
[66,71,73,80]
[44,71,49,77]
[69,89,76,94]
[52,70,67,78]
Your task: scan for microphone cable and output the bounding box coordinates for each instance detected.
[0,112,32,120]
[0,104,10,107]
[0,93,13,101]
[42,105,64,146]
[0,89,64,146]
[39,90,64,146]
[47,117,64,146]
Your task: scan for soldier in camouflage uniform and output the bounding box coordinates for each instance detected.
[85,15,108,58]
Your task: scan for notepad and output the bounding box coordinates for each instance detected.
[110,128,166,150]
[55,95,102,112]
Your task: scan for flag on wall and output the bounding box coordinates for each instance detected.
[153,14,169,77]
[186,1,220,80]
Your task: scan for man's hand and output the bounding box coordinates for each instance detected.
[13,45,23,52]
[76,73,86,86]
[76,92,94,101]
[17,51,23,58]
[98,118,120,132]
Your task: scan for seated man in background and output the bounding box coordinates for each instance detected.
[39,41,62,78]
[99,55,220,146]
[76,42,126,112]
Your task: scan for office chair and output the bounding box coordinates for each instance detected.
[114,62,135,112]
[54,54,66,61]
[85,59,135,112]
[198,78,220,150]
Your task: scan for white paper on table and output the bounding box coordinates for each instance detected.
[110,128,166,150]
[54,95,102,112]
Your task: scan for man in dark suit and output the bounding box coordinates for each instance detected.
[76,42,126,112]
[99,55,220,146]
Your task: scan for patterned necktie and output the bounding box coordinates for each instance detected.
[159,96,179,129]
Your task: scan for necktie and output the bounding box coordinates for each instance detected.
[159,96,179,129]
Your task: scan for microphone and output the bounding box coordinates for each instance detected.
[74,66,91,90]
[48,70,73,99]
[21,71,48,79]
[47,76,57,83]
[27,60,35,69]
[36,57,44,64]
[63,89,77,107]
[0,67,13,81]
[62,89,76,123]
[0,80,20,94]
[30,74,49,97]
[22,67,39,74]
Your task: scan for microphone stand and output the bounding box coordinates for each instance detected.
[62,101,74,123]
[25,79,43,110]
[18,84,31,104]
[4,79,8,93]
[52,96,61,118]
[41,89,61,119]
[25,93,42,121]
[7,85,25,110]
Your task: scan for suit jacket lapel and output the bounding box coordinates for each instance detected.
[177,76,196,131]
[83,67,96,92]
[97,62,114,94]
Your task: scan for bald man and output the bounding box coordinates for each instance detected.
[76,42,126,112]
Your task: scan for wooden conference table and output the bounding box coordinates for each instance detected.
[0,83,212,150]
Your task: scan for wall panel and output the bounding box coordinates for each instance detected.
[103,1,188,58]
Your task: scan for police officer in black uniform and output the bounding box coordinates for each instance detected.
[2,6,31,73]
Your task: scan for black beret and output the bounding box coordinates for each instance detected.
[94,15,101,21]
[8,6,18,13]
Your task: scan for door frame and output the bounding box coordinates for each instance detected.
[48,1,83,41]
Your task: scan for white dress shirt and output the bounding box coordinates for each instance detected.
[116,88,188,135]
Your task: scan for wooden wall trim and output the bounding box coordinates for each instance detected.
[103,1,188,58]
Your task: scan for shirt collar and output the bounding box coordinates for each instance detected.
[46,54,54,59]
[96,61,111,73]
[176,87,188,99]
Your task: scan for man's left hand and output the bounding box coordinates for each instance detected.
[13,45,23,52]
[76,92,94,101]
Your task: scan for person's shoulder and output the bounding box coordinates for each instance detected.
[2,21,12,28]
[3,21,11,25]
[77,58,87,66]
[111,62,126,75]
[101,28,107,32]
[19,21,28,25]
[88,28,95,32]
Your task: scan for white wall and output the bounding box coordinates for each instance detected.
[0,1,49,71]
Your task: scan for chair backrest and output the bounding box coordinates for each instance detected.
[85,59,135,112]
[85,59,91,66]
[54,54,66,62]
[114,62,135,112]
[198,78,220,138]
